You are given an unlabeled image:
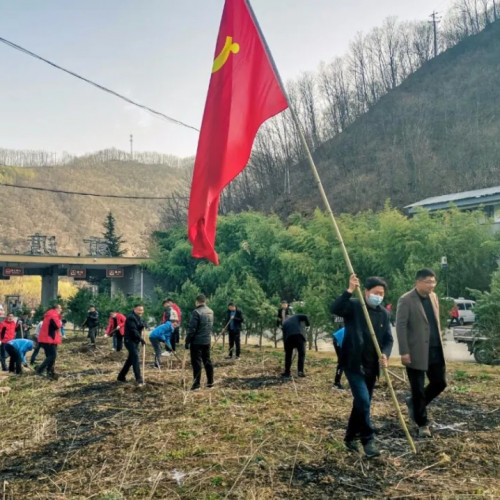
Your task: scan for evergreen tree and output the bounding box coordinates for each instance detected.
[102,212,126,257]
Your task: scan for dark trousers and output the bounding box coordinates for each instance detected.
[228,330,241,357]
[284,334,306,374]
[150,337,163,367]
[190,344,213,388]
[333,339,343,385]
[88,327,98,345]
[406,360,447,427]
[344,368,377,444]
[36,343,58,375]
[5,344,22,374]
[118,340,142,381]
[448,317,460,326]
[171,327,180,352]
[0,343,7,371]
[113,332,123,351]
[31,342,41,364]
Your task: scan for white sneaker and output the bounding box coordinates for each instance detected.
[161,351,172,357]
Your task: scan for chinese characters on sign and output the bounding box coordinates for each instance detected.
[106,268,124,278]
[67,268,87,279]
[3,267,24,277]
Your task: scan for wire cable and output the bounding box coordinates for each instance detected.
[0,181,189,200]
[0,36,200,132]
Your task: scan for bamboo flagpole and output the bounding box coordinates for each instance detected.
[246,0,416,454]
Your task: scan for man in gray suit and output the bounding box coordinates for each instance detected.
[396,268,447,438]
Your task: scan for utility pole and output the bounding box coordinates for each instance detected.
[129,134,134,160]
[494,0,498,21]
[430,11,440,58]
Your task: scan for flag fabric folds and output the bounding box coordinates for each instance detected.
[187,0,288,265]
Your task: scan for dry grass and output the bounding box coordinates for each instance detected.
[0,334,499,499]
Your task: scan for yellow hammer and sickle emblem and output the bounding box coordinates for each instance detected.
[212,36,240,73]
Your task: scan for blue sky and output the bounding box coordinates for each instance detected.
[0,0,453,159]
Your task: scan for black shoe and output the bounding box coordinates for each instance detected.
[345,440,363,454]
[207,382,214,388]
[191,385,201,391]
[136,379,144,385]
[418,425,432,438]
[281,372,291,378]
[333,383,344,390]
[297,372,306,377]
[363,441,381,459]
[48,372,59,381]
[117,376,126,382]
[405,396,415,422]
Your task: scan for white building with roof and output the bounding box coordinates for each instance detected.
[405,186,500,230]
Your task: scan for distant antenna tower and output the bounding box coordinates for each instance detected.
[429,11,441,58]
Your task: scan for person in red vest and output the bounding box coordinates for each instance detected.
[36,303,63,380]
[105,311,126,352]
[162,298,182,352]
[449,304,460,327]
[0,313,17,371]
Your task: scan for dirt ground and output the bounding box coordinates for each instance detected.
[0,333,499,499]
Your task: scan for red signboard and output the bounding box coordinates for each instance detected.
[68,268,87,279]
[3,267,24,277]
[106,268,124,278]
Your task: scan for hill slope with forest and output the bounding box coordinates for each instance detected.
[0,159,185,256]
[299,20,500,214]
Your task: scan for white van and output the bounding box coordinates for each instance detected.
[454,298,476,325]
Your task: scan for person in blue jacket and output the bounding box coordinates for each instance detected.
[149,320,178,368]
[5,338,34,374]
[332,327,345,389]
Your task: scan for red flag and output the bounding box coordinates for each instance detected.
[188,0,288,265]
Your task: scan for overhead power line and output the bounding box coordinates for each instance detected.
[0,36,199,132]
[0,181,188,200]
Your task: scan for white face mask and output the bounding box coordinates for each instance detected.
[367,294,383,307]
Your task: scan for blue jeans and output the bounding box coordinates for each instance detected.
[344,368,377,444]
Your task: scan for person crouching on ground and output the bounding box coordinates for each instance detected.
[332,326,345,389]
[281,314,310,378]
[117,304,146,384]
[149,320,178,368]
[331,274,393,459]
[185,294,214,391]
[5,338,34,375]
[36,303,63,380]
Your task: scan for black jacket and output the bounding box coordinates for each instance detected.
[124,311,145,343]
[186,304,214,346]
[224,309,244,333]
[282,314,310,342]
[84,311,99,329]
[331,291,393,374]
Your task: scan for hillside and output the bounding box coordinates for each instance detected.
[311,20,500,213]
[280,20,500,215]
[0,160,186,256]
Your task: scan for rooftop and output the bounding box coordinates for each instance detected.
[405,185,500,213]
